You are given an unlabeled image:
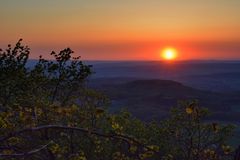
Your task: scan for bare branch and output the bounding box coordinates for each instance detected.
[0,125,159,154]
[0,141,51,158]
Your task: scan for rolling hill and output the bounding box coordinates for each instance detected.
[90,78,240,121]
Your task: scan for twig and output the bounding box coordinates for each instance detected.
[0,141,51,158]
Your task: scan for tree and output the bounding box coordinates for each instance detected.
[0,40,236,160]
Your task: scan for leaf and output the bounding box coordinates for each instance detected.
[186,107,193,114]
[129,145,137,153]
[147,145,160,152]
[95,108,104,116]
[221,145,232,155]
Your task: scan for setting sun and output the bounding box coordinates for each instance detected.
[161,47,178,60]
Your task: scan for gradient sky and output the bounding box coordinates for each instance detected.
[0,0,240,60]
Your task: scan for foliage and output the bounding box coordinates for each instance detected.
[0,40,237,160]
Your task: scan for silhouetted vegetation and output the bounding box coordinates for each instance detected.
[0,40,238,159]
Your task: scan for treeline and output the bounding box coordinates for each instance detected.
[0,40,238,160]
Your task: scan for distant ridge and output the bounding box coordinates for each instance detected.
[91,78,240,121]
[124,79,183,88]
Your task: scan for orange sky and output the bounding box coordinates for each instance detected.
[0,0,240,60]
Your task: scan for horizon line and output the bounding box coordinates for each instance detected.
[28,58,240,62]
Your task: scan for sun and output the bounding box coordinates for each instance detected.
[161,47,178,60]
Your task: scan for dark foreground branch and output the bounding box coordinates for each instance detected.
[0,141,51,158]
[0,125,160,157]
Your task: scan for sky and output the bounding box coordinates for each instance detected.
[0,0,240,60]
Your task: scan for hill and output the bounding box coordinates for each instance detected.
[91,78,240,121]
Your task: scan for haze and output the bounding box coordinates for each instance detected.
[0,0,240,60]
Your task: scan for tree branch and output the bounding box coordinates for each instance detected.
[0,141,51,158]
[0,125,159,154]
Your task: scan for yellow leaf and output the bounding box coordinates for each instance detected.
[129,145,137,153]
[186,107,193,114]
[222,145,231,154]
[147,145,160,152]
